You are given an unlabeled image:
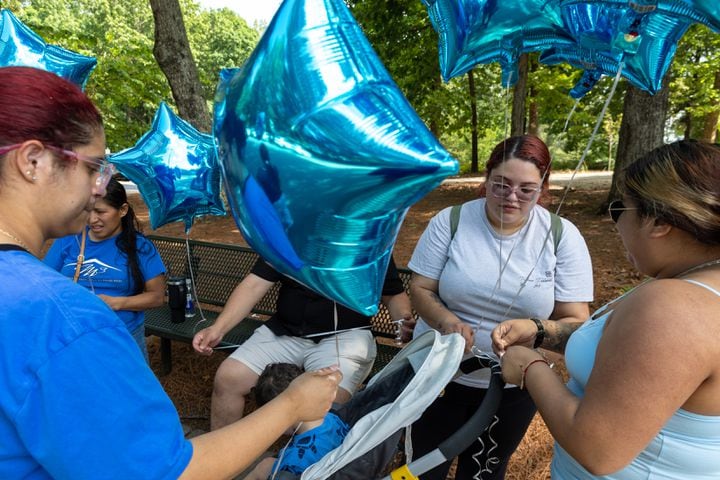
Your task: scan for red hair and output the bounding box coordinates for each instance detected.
[0,67,103,151]
[480,135,553,207]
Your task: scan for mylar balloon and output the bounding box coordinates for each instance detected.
[541,1,691,96]
[570,0,720,33]
[421,0,574,85]
[214,0,458,316]
[110,102,225,232]
[0,9,96,89]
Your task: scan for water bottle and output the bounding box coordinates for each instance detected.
[184,278,195,318]
[167,276,186,324]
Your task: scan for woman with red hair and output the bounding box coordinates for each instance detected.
[0,66,340,479]
[408,135,594,479]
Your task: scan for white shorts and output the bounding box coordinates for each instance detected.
[229,325,377,394]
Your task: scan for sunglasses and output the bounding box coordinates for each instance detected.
[607,200,638,223]
[0,143,116,195]
[489,181,542,202]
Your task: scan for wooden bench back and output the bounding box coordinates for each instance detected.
[147,234,412,339]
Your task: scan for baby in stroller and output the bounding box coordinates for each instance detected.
[246,363,350,479]
[248,332,502,480]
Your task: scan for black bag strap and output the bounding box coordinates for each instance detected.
[449,204,563,255]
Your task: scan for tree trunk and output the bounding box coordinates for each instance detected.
[150,0,211,132]
[511,53,529,136]
[604,80,669,211]
[468,70,479,173]
[527,56,539,135]
[684,112,693,140]
[701,70,720,143]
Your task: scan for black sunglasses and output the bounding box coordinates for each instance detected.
[607,200,638,223]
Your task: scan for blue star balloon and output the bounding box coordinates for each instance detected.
[541,1,691,96]
[110,102,225,233]
[421,0,575,85]
[0,9,96,89]
[571,0,720,33]
[214,0,458,316]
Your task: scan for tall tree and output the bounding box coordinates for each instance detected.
[511,53,529,136]
[149,0,210,131]
[605,79,670,208]
[468,70,479,172]
[701,70,720,142]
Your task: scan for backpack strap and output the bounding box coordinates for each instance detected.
[450,204,563,255]
[449,204,462,240]
[549,212,563,255]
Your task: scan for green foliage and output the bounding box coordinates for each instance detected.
[183,3,259,101]
[7,0,258,151]
[668,24,720,140]
[5,0,719,165]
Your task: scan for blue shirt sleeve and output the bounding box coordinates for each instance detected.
[137,234,166,283]
[42,236,74,272]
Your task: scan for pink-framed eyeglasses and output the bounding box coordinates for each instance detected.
[0,143,116,194]
[489,181,542,202]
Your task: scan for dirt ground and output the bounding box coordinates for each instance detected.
[134,176,643,480]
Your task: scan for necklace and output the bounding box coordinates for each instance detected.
[0,225,32,254]
[675,258,720,278]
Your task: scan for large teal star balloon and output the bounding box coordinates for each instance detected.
[0,9,96,89]
[541,1,691,97]
[421,0,575,85]
[111,102,225,233]
[213,0,458,316]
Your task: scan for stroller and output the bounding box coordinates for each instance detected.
[274,330,505,479]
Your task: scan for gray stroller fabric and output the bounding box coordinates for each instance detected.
[296,330,466,480]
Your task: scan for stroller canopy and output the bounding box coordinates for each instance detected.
[300,330,466,480]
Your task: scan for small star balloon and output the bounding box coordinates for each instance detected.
[0,9,96,89]
[111,102,225,233]
[213,0,459,316]
[541,1,691,96]
[421,0,575,85]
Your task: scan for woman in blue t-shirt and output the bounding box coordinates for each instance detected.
[44,178,166,361]
[0,66,341,480]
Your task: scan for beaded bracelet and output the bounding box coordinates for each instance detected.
[530,317,544,349]
[520,358,550,390]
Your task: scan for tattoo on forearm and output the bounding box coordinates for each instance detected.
[542,322,582,353]
[429,292,447,307]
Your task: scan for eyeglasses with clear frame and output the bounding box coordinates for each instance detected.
[0,143,116,195]
[607,199,638,223]
[489,181,542,202]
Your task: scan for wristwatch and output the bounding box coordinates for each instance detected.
[530,317,544,349]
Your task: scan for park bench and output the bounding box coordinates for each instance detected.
[145,234,415,378]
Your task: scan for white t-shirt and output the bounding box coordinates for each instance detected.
[409,198,594,388]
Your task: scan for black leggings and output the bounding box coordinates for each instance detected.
[410,383,537,480]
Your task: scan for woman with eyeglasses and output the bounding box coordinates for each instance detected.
[44,177,166,362]
[0,66,341,479]
[408,135,594,480]
[493,140,720,479]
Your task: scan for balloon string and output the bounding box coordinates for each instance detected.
[210,320,410,351]
[182,234,212,334]
[554,62,624,215]
[563,98,581,132]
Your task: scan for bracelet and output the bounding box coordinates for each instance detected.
[520,358,550,390]
[530,317,544,349]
